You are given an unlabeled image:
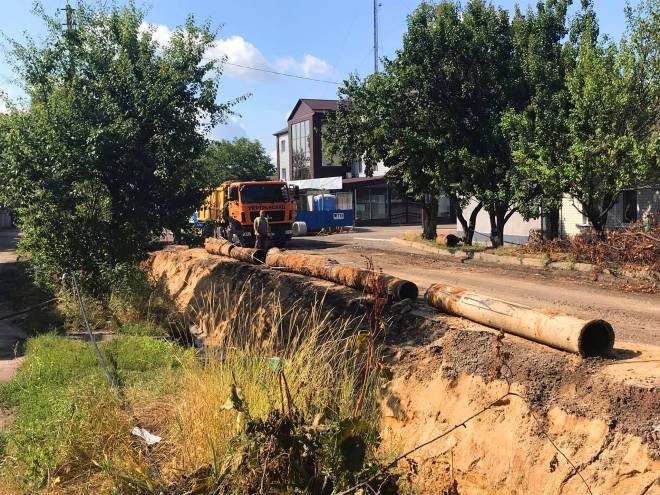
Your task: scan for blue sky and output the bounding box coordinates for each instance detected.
[0,0,639,163]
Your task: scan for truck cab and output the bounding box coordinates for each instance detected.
[198,180,298,247]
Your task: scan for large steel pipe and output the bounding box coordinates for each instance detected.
[265,249,418,301]
[425,283,614,357]
[204,237,267,264]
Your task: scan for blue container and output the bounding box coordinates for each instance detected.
[313,194,336,211]
[296,209,353,230]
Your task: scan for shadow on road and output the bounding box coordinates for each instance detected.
[0,230,61,369]
[286,238,347,251]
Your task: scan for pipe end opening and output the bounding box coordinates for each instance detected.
[397,281,419,301]
[579,320,615,357]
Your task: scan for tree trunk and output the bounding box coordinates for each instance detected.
[543,206,560,240]
[455,201,483,245]
[488,210,506,248]
[421,194,438,240]
[584,198,608,239]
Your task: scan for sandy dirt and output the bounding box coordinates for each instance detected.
[286,227,659,346]
[150,245,660,494]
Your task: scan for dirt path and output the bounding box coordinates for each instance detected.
[287,228,659,346]
[0,229,26,383]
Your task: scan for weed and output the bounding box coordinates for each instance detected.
[0,334,191,492]
[1,277,394,493]
[567,255,577,271]
[540,252,551,267]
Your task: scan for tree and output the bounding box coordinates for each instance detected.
[453,0,530,247]
[325,68,446,240]
[502,0,572,239]
[201,137,275,185]
[326,1,538,246]
[561,1,658,233]
[0,1,238,292]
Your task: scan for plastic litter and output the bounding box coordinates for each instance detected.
[131,427,162,445]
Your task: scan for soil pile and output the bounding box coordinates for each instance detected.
[148,246,660,495]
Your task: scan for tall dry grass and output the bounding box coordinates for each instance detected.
[2,277,386,493]
[157,279,382,483]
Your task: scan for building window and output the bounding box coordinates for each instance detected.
[291,120,310,180]
[280,167,287,181]
[355,186,388,221]
[622,190,637,223]
[336,191,353,210]
[280,139,286,153]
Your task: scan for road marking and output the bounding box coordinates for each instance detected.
[352,237,392,241]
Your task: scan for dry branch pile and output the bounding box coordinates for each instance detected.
[520,221,659,271]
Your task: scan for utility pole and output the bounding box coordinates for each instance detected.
[58,1,77,82]
[373,0,379,73]
[59,1,76,39]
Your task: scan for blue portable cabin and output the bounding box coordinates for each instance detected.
[287,177,353,232]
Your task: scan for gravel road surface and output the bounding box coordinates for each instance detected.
[287,226,659,346]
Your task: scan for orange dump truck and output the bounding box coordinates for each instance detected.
[197,180,298,247]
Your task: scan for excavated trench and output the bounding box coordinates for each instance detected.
[149,246,660,495]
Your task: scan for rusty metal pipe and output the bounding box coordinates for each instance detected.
[204,237,267,264]
[265,249,418,301]
[425,283,614,357]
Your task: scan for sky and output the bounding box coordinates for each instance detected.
[0,0,640,163]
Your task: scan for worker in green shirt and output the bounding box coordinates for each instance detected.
[254,210,269,249]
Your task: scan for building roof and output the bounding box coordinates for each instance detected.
[286,98,338,122]
[342,176,386,186]
[300,98,337,111]
[273,127,288,136]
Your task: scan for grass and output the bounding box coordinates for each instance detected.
[157,283,386,492]
[0,280,389,494]
[0,334,193,493]
[401,232,574,262]
[401,232,488,252]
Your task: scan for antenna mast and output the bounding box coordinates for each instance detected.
[373,0,379,73]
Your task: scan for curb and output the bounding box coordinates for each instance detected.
[389,238,654,281]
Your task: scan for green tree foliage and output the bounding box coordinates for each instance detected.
[325,67,445,240]
[201,137,275,186]
[502,0,572,238]
[326,1,529,245]
[560,1,658,232]
[0,1,238,292]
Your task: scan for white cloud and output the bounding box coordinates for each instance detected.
[140,22,333,82]
[274,54,331,78]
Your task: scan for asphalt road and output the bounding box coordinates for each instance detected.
[286,226,659,346]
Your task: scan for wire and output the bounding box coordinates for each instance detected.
[223,62,341,85]
[0,298,59,321]
[70,272,123,401]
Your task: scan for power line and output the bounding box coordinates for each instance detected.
[223,62,341,85]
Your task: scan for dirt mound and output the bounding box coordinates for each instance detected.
[148,246,660,495]
[382,325,660,494]
[149,246,372,318]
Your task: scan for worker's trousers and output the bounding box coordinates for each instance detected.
[255,235,268,250]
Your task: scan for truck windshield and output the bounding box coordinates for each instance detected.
[239,183,288,204]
